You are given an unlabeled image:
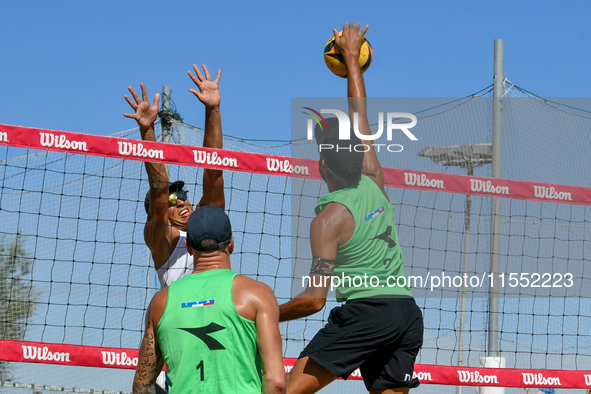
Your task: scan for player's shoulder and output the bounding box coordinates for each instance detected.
[314,202,353,227]
[150,287,169,325]
[232,274,278,321]
[151,288,168,309]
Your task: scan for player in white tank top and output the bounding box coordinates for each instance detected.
[156,231,194,288]
[124,64,225,290]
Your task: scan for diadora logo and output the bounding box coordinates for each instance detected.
[40,133,88,152]
[303,107,417,153]
[22,345,71,362]
[193,149,238,168]
[266,158,309,175]
[522,373,562,386]
[101,351,138,366]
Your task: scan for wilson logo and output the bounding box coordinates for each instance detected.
[118,142,164,159]
[457,370,498,384]
[40,133,88,152]
[193,150,238,168]
[533,186,572,201]
[413,371,433,381]
[522,373,561,386]
[0,131,7,142]
[101,351,138,366]
[470,179,509,195]
[22,345,71,362]
[404,173,444,189]
[584,374,591,386]
[266,158,309,175]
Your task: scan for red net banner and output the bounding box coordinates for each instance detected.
[1,124,591,206]
[2,340,590,388]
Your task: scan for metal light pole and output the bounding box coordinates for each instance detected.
[418,143,493,394]
[489,39,504,359]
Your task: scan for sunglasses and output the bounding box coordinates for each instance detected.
[168,190,189,206]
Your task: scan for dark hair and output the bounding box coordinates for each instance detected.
[199,238,219,249]
[321,157,362,189]
[198,237,229,252]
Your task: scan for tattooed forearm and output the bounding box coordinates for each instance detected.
[133,319,164,394]
[133,382,156,394]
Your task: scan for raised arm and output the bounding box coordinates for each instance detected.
[335,23,387,199]
[124,84,174,269]
[133,293,166,394]
[188,64,225,209]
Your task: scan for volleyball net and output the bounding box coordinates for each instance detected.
[1,93,591,393]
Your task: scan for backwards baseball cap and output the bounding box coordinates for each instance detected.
[186,205,233,252]
[314,117,364,177]
[143,180,186,214]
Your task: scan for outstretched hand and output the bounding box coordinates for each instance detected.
[188,64,221,108]
[333,22,369,63]
[123,83,160,132]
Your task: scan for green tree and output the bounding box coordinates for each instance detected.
[0,234,39,380]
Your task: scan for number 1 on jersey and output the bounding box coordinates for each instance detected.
[196,360,204,381]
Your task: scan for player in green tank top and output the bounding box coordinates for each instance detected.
[279,23,423,394]
[133,206,285,394]
[315,174,413,301]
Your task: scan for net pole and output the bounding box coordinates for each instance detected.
[457,165,474,394]
[488,38,504,358]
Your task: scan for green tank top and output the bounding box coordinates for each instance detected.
[315,175,413,301]
[157,269,262,393]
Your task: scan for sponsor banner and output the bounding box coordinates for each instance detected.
[411,364,591,388]
[387,168,591,206]
[286,358,591,387]
[1,341,590,387]
[0,124,317,179]
[2,124,591,206]
[0,339,142,370]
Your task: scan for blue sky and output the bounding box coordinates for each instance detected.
[1,0,590,142]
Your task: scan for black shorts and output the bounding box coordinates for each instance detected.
[299,297,423,391]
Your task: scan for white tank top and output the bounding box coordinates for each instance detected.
[156,230,194,288]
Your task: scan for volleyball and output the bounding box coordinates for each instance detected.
[323,32,373,78]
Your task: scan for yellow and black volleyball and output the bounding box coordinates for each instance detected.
[323,32,373,78]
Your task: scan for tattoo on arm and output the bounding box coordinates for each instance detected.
[310,257,336,276]
[133,308,164,394]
